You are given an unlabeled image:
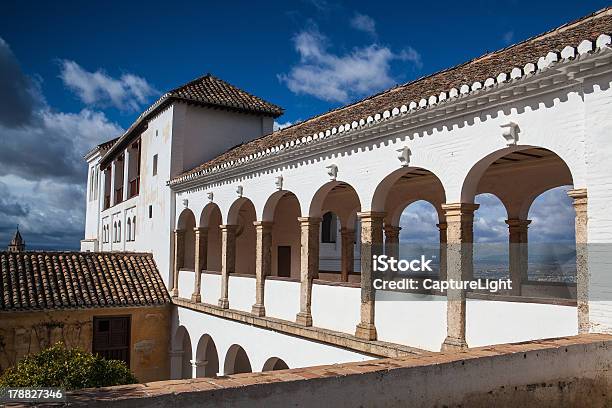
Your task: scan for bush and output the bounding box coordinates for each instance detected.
[0,342,137,390]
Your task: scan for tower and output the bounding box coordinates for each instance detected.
[7,228,25,252]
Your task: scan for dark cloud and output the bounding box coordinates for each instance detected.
[0,38,38,127]
[0,38,124,250]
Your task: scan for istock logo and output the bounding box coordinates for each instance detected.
[372,255,434,273]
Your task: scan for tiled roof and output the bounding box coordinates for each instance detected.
[0,252,170,312]
[171,7,612,184]
[169,74,284,118]
[99,75,283,166]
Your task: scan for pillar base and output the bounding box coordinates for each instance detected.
[355,323,377,341]
[441,336,468,351]
[251,304,266,317]
[171,288,179,298]
[190,293,201,303]
[218,298,229,309]
[296,312,313,327]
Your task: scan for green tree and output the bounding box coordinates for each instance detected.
[0,342,137,390]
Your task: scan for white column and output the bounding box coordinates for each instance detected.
[110,161,116,206]
[122,148,130,201]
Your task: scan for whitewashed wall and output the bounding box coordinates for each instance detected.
[173,305,372,378]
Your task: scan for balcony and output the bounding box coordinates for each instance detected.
[129,177,140,198]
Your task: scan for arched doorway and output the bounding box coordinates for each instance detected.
[173,326,192,380]
[262,357,289,371]
[177,209,196,270]
[195,334,219,377]
[223,344,252,375]
[309,181,361,283]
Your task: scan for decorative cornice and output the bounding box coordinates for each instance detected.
[169,34,612,190]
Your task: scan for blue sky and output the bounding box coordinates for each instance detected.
[0,0,599,249]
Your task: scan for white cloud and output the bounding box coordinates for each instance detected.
[278,27,421,103]
[59,60,157,111]
[350,13,377,37]
[0,38,127,249]
[273,120,295,131]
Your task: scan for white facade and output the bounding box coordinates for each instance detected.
[82,33,612,379]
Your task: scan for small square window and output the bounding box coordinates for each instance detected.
[152,154,158,176]
[149,205,153,219]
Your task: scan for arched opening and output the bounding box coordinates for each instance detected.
[195,334,219,377]
[526,185,576,292]
[262,357,289,371]
[394,200,442,278]
[227,198,256,275]
[473,193,509,280]
[173,326,192,379]
[309,181,361,283]
[177,209,196,270]
[199,203,223,272]
[263,191,302,279]
[463,147,575,298]
[373,167,446,281]
[223,344,252,375]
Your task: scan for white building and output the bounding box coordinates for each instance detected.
[82,9,612,379]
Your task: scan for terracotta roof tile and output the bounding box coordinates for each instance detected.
[0,252,170,311]
[169,74,284,118]
[172,7,612,183]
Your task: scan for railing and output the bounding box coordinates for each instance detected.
[104,195,111,210]
[114,187,123,205]
[129,177,140,198]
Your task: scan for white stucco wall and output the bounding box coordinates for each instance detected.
[173,305,372,378]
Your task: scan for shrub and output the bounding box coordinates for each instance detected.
[0,342,137,390]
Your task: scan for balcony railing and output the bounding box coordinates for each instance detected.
[129,177,140,198]
[114,187,123,205]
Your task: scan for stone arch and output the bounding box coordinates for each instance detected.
[461,146,575,204]
[226,198,257,275]
[223,344,252,375]
[371,167,446,214]
[199,203,223,272]
[263,191,302,278]
[195,334,219,377]
[262,357,289,371]
[173,325,192,379]
[308,181,361,221]
[177,208,196,270]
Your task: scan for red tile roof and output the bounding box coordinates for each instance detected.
[170,7,612,184]
[170,74,284,117]
[0,252,170,311]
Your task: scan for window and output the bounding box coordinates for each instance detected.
[118,221,121,242]
[126,218,131,241]
[113,222,117,242]
[321,212,337,243]
[132,216,136,240]
[148,205,153,219]
[152,154,158,176]
[93,316,130,366]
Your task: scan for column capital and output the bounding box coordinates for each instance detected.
[297,216,321,225]
[253,220,274,229]
[219,224,238,232]
[505,219,532,229]
[357,211,386,220]
[567,188,587,201]
[441,203,480,215]
[194,226,209,234]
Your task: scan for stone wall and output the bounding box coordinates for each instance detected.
[69,334,612,408]
[0,305,171,383]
